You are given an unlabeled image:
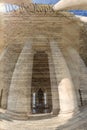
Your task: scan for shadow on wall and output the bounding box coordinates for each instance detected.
[0,89,3,108]
[0,111,13,122]
[55,109,86,130]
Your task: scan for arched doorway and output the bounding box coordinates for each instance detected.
[37,88,44,106]
[35,88,47,113]
[31,51,52,114]
[32,88,51,114]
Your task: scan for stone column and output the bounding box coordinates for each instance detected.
[0,44,23,109]
[67,48,87,106]
[50,40,79,119]
[63,47,80,106]
[6,41,33,120]
[48,54,59,115]
[65,47,87,106]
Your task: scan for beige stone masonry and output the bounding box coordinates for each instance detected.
[48,54,59,115]
[50,40,79,119]
[0,44,23,109]
[6,40,33,119]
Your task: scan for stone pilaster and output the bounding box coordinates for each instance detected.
[66,47,87,106]
[50,40,79,119]
[0,44,23,109]
[6,41,33,120]
[66,48,82,106]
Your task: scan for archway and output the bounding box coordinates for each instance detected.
[37,88,44,106]
[31,51,52,114]
[34,88,47,113]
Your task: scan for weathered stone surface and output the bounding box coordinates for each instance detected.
[0,44,23,108]
[0,4,87,129]
[50,41,79,118]
[6,41,33,119]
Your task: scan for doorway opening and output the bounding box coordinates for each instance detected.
[31,51,52,114]
[32,88,49,114]
[37,88,44,106]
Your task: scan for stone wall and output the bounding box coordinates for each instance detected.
[0,9,87,115]
[0,44,23,108]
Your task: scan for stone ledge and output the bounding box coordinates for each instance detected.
[5,110,29,120]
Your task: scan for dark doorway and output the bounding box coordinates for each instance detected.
[37,88,44,105]
[31,51,52,114]
[36,88,45,113]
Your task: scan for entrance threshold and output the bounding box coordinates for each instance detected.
[28,113,55,120]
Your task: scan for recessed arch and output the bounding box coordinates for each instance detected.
[31,51,52,114]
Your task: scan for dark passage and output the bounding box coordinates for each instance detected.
[31,51,52,114]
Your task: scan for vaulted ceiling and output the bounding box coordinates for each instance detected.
[0,1,87,65]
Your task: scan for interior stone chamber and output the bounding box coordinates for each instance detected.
[0,4,87,120]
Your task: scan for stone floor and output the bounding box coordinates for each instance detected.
[0,106,87,130]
